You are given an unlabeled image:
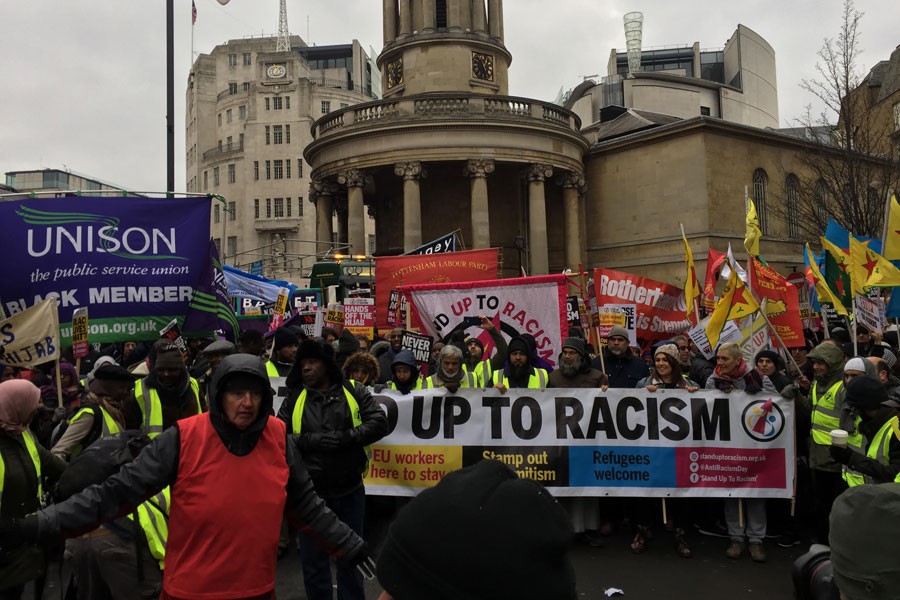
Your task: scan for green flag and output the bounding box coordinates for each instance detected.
[821,237,852,307]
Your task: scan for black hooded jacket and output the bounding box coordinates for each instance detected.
[36,354,365,562]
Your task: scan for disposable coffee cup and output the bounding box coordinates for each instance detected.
[830,429,849,447]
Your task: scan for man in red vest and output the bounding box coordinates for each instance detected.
[0,354,374,600]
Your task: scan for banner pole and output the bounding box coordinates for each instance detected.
[54,357,64,414]
[661,498,668,527]
[738,498,744,529]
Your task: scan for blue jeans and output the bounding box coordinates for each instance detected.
[298,486,366,600]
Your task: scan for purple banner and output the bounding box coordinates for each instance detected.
[0,196,211,344]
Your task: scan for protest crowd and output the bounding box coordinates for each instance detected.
[4,196,900,600]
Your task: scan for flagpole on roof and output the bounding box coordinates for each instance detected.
[881,189,893,253]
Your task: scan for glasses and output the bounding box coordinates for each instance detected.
[676,345,690,351]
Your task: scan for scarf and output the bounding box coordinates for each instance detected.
[436,364,464,386]
[0,379,41,434]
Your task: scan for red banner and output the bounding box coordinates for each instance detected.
[750,258,805,348]
[593,268,691,341]
[702,248,727,309]
[375,249,500,330]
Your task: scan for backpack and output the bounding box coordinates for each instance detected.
[55,430,151,501]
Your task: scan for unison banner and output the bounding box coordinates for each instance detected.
[593,268,692,341]
[363,388,794,499]
[401,275,569,369]
[375,248,499,330]
[0,197,211,344]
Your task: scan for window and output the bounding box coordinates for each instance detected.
[203,170,208,189]
[265,126,271,145]
[239,105,247,120]
[228,163,236,184]
[297,197,304,216]
[286,159,291,179]
[226,109,232,123]
[297,160,304,178]
[265,160,271,180]
[218,140,223,151]
[321,100,331,114]
[285,124,291,144]
[217,113,222,126]
[243,52,252,66]
[786,174,800,239]
[227,236,237,258]
[266,198,272,218]
[254,161,259,181]
[340,102,350,109]
[228,201,236,221]
[815,179,828,224]
[226,135,233,147]
[228,53,237,67]
[274,160,284,179]
[254,198,260,219]
[286,197,292,217]
[265,98,270,111]
[242,82,250,91]
[213,166,220,186]
[273,125,283,144]
[275,197,284,218]
[285,96,290,109]
[228,83,237,95]
[239,133,244,148]
[700,106,711,116]
[273,97,283,110]
[752,168,769,235]
[436,0,448,27]
[214,204,220,224]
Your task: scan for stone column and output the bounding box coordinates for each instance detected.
[472,0,487,32]
[465,159,495,249]
[527,164,553,275]
[338,169,366,256]
[488,0,504,39]
[383,0,398,43]
[398,0,412,36]
[395,161,425,252]
[335,200,349,249]
[558,171,586,271]
[311,180,337,255]
[422,0,436,31]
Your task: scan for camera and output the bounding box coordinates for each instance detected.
[792,544,840,600]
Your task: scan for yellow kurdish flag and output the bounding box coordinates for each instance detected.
[744,198,762,257]
[883,194,900,261]
[805,244,848,316]
[705,263,760,347]
[682,231,700,321]
[849,236,900,290]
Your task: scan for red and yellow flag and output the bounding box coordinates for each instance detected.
[849,236,900,293]
[705,262,760,347]
[682,231,700,323]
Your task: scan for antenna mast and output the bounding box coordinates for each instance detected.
[276,0,290,52]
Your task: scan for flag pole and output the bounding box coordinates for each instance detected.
[881,190,893,251]
[680,223,701,327]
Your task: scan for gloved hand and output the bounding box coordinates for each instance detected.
[319,431,354,451]
[829,445,853,465]
[0,515,40,552]
[345,542,376,580]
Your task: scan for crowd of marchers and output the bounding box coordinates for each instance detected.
[2,317,900,600]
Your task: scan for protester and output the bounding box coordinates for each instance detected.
[266,328,299,378]
[492,336,548,391]
[671,334,713,388]
[868,356,900,399]
[385,351,423,393]
[424,344,478,391]
[238,329,266,357]
[125,341,203,437]
[706,342,776,562]
[0,380,67,600]
[279,340,388,600]
[343,351,380,385]
[355,335,370,353]
[376,459,577,600]
[831,376,900,486]
[754,349,792,394]
[196,339,236,404]
[321,327,339,345]
[787,339,815,382]
[463,316,509,386]
[591,326,648,389]
[377,328,405,384]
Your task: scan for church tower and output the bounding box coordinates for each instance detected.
[379,1,510,96]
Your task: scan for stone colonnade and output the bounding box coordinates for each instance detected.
[311,160,585,274]
[384,0,504,42]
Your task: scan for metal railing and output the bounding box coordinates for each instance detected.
[202,141,244,161]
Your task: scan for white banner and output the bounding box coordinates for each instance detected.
[0,298,61,368]
[404,276,569,369]
[361,387,794,499]
[854,294,885,334]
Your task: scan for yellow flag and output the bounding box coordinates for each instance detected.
[744,198,761,257]
[682,231,700,321]
[883,194,900,261]
[849,236,900,290]
[705,264,760,347]
[805,244,848,316]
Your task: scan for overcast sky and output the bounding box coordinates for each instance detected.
[1,0,897,193]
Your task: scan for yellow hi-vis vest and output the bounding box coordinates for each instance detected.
[423,371,478,389]
[265,361,280,378]
[68,405,122,452]
[0,430,43,512]
[134,377,202,438]
[472,361,493,388]
[492,367,548,390]
[846,416,900,487]
[811,381,846,445]
[290,386,362,435]
[842,414,866,487]
[128,487,171,569]
[387,379,423,391]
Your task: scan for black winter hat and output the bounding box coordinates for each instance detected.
[295,338,335,363]
[507,336,530,358]
[844,375,888,412]
[754,349,784,371]
[561,336,587,357]
[465,336,485,353]
[273,328,299,352]
[377,460,576,600]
